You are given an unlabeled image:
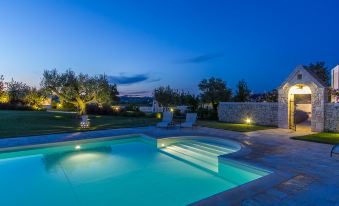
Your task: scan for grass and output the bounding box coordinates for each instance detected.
[0,110,159,138]
[292,132,339,144]
[197,120,275,132]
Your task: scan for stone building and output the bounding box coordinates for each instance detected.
[278,65,328,132]
[219,65,339,132]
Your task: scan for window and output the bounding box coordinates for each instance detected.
[297,73,302,80]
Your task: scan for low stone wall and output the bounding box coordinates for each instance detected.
[218,102,278,126]
[324,103,339,132]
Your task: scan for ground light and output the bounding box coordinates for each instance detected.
[245,118,252,124]
[155,112,162,119]
[75,145,81,150]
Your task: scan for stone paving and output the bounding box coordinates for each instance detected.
[0,126,338,205]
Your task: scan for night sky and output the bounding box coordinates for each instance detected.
[1,0,338,96]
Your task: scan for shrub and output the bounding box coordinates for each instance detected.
[120,110,146,117]
[86,104,116,115]
[145,112,158,118]
[197,107,218,120]
[0,103,36,111]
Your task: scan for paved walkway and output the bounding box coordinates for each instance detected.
[0,127,338,205]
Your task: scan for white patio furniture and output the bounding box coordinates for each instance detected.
[180,113,197,128]
[156,112,173,128]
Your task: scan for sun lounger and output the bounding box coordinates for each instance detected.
[156,112,173,128]
[180,113,197,128]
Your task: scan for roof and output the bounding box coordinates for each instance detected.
[279,65,327,89]
[303,68,328,87]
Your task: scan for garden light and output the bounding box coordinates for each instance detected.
[156,113,162,119]
[80,121,90,128]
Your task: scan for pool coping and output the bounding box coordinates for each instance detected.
[189,169,295,206]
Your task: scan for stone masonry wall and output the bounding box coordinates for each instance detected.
[218,102,279,126]
[324,103,339,132]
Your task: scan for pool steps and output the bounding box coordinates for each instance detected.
[160,141,236,173]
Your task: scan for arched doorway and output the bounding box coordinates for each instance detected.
[278,66,327,132]
[288,84,312,131]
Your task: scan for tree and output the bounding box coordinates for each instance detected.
[6,79,30,104]
[179,91,199,112]
[154,86,177,108]
[234,79,251,102]
[251,89,278,102]
[0,75,4,94]
[304,61,330,86]
[0,75,9,103]
[24,87,46,110]
[41,69,119,115]
[198,77,232,111]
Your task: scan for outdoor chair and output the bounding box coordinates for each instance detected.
[156,112,173,128]
[331,144,339,157]
[180,113,197,128]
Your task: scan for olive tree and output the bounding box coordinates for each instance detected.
[154,86,178,108]
[6,79,30,104]
[24,87,46,110]
[198,77,232,111]
[234,79,251,102]
[41,69,118,115]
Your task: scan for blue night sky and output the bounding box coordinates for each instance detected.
[0,0,338,96]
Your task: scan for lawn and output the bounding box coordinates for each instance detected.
[197,120,275,132]
[292,132,339,144]
[0,110,159,138]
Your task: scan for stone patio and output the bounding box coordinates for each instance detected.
[0,126,338,205]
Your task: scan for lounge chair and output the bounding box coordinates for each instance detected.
[156,112,173,128]
[180,113,197,128]
[331,144,339,157]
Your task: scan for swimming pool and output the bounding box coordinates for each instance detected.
[0,135,270,206]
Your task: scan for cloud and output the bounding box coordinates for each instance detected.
[119,90,152,96]
[107,74,160,85]
[176,53,223,64]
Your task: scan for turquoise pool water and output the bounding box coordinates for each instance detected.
[0,136,269,206]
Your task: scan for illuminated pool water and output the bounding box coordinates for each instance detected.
[0,135,269,206]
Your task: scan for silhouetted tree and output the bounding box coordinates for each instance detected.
[304,61,330,86]
[179,91,199,112]
[198,77,232,111]
[154,86,177,108]
[234,79,251,102]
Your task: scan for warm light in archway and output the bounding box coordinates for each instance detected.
[289,84,311,95]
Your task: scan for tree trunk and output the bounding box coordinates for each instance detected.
[212,102,218,111]
[77,99,86,115]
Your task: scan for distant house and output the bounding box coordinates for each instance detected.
[138,100,189,113]
[332,65,339,103]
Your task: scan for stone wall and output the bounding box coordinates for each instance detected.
[324,103,339,132]
[218,102,278,126]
